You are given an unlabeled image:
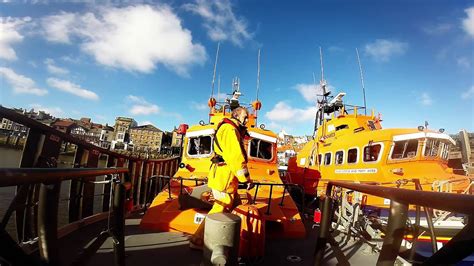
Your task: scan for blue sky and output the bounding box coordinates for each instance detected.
[1,0,473,136]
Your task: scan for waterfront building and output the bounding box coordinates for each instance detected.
[171,128,183,148]
[99,124,115,149]
[51,120,77,134]
[111,117,137,150]
[0,108,29,137]
[130,124,163,153]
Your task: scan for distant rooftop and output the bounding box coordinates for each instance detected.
[131,124,162,132]
[52,120,76,127]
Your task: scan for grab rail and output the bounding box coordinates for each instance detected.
[0,168,130,266]
[313,180,474,266]
[0,106,181,265]
[147,175,305,216]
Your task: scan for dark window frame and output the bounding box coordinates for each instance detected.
[187,135,214,158]
[248,138,274,161]
[347,148,358,164]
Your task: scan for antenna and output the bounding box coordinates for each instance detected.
[356,48,367,115]
[256,49,261,101]
[210,42,220,98]
[319,47,328,96]
[319,47,325,83]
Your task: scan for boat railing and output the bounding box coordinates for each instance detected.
[145,175,208,207]
[250,181,305,215]
[146,175,305,216]
[0,167,129,266]
[313,180,474,265]
[342,104,367,116]
[0,106,181,265]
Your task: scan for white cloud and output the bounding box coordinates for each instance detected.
[0,67,48,95]
[295,83,332,103]
[127,95,160,115]
[126,95,145,103]
[191,101,208,110]
[265,101,317,123]
[44,58,69,75]
[462,7,474,38]
[140,120,154,126]
[419,92,433,106]
[0,17,31,60]
[41,11,76,43]
[422,23,452,35]
[364,39,408,62]
[457,57,471,69]
[183,0,253,47]
[29,104,63,117]
[266,121,283,131]
[461,86,474,99]
[131,105,160,115]
[60,55,82,64]
[46,78,99,100]
[41,5,206,75]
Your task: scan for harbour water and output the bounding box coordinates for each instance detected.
[0,146,108,240]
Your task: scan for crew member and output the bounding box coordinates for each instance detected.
[190,106,253,249]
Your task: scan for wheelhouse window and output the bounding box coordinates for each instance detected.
[363,144,382,162]
[309,150,317,166]
[367,120,376,130]
[391,139,418,159]
[425,139,450,160]
[324,152,331,165]
[188,136,213,156]
[424,138,440,157]
[440,142,450,160]
[335,151,344,165]
[347,148,358,164]
[249,138,273,160]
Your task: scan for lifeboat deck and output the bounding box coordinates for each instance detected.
[51,212,385,266]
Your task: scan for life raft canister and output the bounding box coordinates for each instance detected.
[232,205,265,258]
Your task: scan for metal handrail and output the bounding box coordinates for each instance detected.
[0,168,129,187]
[326,180,474,215]
[0,168,129,266]
[147,175,305,216]
[314,180,474,266]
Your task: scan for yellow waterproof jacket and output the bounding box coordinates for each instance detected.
[208,118,250,193]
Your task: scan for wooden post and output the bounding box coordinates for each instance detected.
[16,129,42,242]
[69,146,86,222]
[38,183,61,266]
[133,161,143,205]
[24,132,62,242]
[82,149,99,218]
[139,162,149,206]
[102,155,116,212]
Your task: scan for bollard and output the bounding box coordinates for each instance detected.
[203,213,241,266]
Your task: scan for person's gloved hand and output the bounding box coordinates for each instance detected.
[246,180,255,190]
